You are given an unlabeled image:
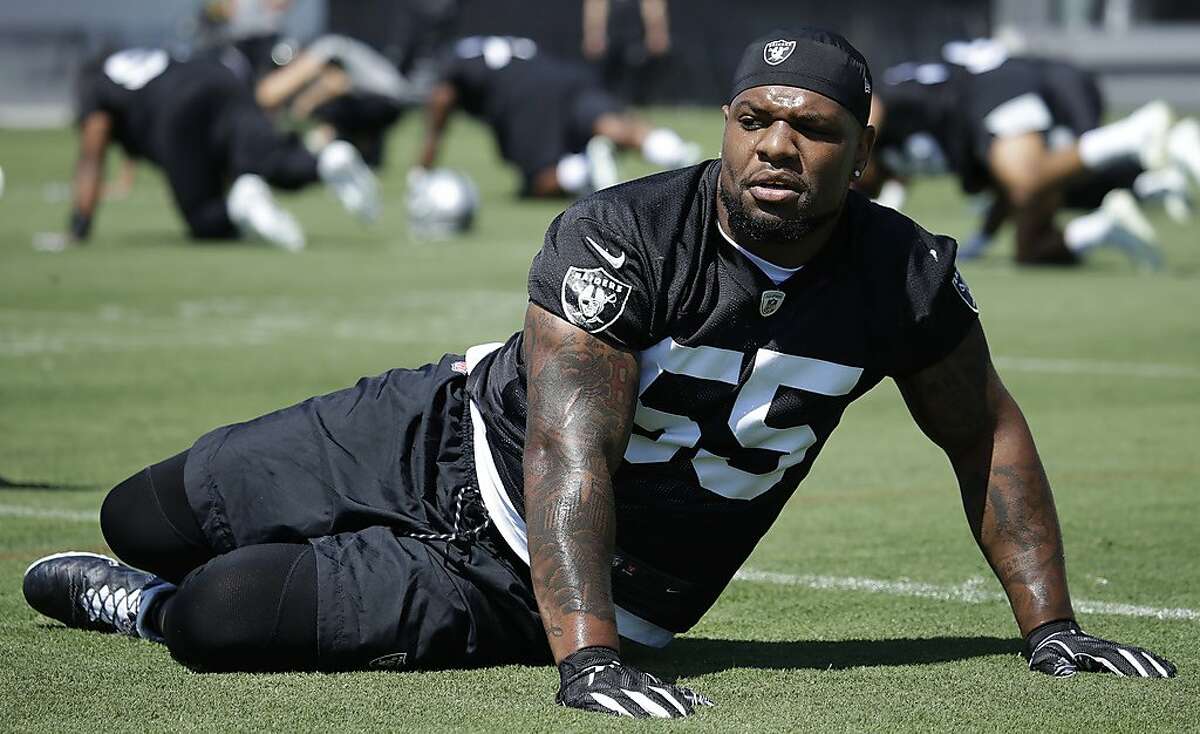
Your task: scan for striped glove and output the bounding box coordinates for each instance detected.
[556,646,713,718]
[1026,620,1177,678]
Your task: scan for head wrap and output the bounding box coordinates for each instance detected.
[730,28,873,128]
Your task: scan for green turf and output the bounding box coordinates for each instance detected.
[1,110,1198,732]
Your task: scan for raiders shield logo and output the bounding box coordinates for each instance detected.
[561,267,633,333]
[764,39,796,66]
[760,290,786,317]
[952,269,979,313]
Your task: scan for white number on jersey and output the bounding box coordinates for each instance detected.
[625,338,863,500]
[104,49,170,91]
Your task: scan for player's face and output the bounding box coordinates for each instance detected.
[720,86,871,243]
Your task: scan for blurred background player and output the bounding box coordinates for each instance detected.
[582,0,671,105]
[66,47,380,251]
[196,0,296,84]
[412,34,701,199]
[857,40,1200,268]
[255,34,424,168]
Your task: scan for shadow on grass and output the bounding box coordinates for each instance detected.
[0,475,96,491]
[625,636,1020,676]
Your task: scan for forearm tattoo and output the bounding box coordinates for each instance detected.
[898,324,1073,632]
[522,305,637,646]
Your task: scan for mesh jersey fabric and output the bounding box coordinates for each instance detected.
[467,161,979,632]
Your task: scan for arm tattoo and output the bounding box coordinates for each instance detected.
[522,305,637,655]
[897,323,1074,634]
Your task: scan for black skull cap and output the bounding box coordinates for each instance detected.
[731,27,873,128]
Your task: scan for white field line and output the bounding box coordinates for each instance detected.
[734,568,1199,622]
[0,296,518,357]
[3,502,1194,623]
[0,504,97,522]
[4,320,1198,382]
[3,300,1199,378]
[992,356,1200,380]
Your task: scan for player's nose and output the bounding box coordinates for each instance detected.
[755,121,801,165]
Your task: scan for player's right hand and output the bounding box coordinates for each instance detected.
[556,646,713,718]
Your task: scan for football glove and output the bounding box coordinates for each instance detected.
[1025,620,1177,678]
[556,646,713,718]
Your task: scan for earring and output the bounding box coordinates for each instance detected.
[853,169,861,178]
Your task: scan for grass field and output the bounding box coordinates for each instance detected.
[1,109,1198,732]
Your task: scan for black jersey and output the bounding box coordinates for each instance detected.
[468,161,979,633]
[442,36,605,179]
[876,62,970,182]
[77,49,247,164]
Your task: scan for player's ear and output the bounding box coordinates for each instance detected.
[722,104,730,122]
[854,124,876,179]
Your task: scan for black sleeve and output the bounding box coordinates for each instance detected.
[75,73,108,125]
[527,204,659,351]
[892,231,980,375]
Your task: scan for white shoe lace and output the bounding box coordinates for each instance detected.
[80,584,142,635]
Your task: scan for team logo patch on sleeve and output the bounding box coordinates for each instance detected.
[760,290,786,317]
[764,39,796,66]
[952,269,979,313]
[561,267,632,333]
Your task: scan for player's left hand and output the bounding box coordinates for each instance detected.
[1026,620,1177,678]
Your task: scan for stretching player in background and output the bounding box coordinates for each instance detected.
[63,48,379,251]
[255,34,424,169]
[196,0,296,84]
[414,35,701,199]
[856,42,1200,268]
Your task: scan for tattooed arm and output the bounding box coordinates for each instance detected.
[522,303,639,662]
[896,322,1074,635]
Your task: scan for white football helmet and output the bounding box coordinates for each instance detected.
[406,168,479,239]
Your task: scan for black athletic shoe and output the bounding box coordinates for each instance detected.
[23,552,166,637]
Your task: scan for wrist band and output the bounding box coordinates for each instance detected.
[69,210,92,240]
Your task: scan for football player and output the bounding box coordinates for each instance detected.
[857,44,1200,267]
[25,29,1175,720]
[254,34,423,169]
[582,0,672,104]
[196,0,295,83]
[64,47,380,251]
[413,35,701,198]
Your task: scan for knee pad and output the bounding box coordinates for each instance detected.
[163,544,318,672]
[101,451,210,583]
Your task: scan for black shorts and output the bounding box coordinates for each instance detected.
[503,87,623,193]
[181,354,549,670]
[1039,60,1103,137]
[152,75,318,237]
[957,58,1104,193]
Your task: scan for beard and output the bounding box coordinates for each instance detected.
[718,180,841,245]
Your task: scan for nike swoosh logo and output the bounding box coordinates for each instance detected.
[585,235,626,269]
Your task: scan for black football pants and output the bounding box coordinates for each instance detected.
[100,451,321,671]
[157,81,319,240]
